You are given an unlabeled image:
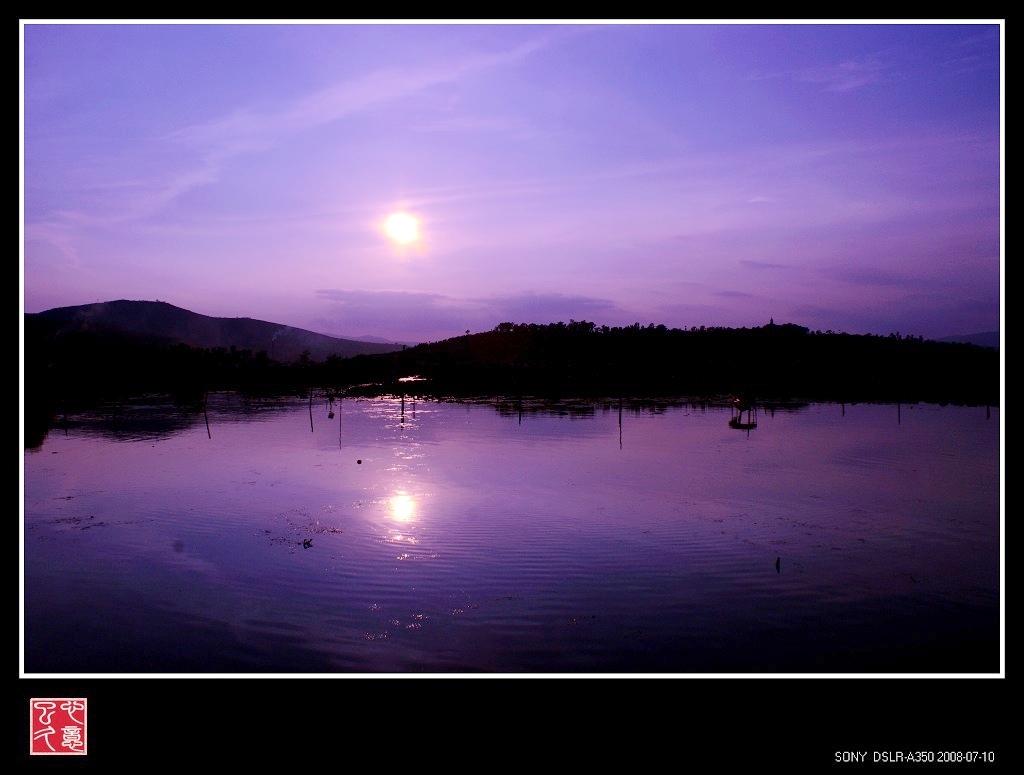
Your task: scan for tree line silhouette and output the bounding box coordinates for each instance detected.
[333,319,999,405]
[24,316,999,431]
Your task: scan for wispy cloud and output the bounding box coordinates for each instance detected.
[412,114,539,139]
[312,287,624,339]
[943,26,1002,74]
[485,291,620,322]
[165,31,563,152]
[798,57,888,92]
[748,55,889,92]
[42,31,569,231]
[739,259,791,271]
[714,289,758,299]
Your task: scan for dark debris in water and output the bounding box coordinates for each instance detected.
[52,515,107,529]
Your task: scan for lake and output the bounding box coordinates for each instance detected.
[21,392,1002,675]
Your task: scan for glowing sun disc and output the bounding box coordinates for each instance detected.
[384,212,420,245]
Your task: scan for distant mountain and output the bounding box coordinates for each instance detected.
[24,300,404,363]
[936,331,999,350]
[343,333,421,347]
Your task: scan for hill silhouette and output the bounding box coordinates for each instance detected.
[937,331,1000,349]
[25,300,403,363]
[23,300,406,439]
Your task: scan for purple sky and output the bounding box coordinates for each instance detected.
[21,21,1003,344]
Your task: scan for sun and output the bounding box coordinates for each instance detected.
[383,212,420,245]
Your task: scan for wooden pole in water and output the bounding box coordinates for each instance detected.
[618,397,623,450]
[204,390,211,439]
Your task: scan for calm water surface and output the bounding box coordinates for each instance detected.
[22,394,1001,674]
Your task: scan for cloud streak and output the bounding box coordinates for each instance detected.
[30,28,569,232]
[313,288,625,342]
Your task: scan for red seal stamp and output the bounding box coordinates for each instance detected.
[30,698,87,755]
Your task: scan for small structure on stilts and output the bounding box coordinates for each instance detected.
[729,397,758,433]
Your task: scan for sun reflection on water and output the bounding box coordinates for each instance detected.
[389,493,415,523]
